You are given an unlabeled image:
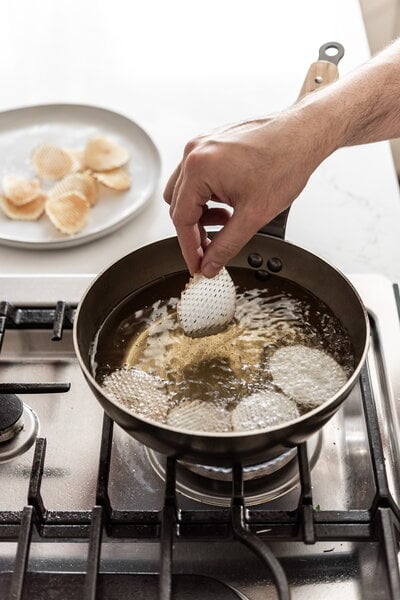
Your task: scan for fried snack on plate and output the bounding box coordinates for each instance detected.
[46,191,90,235]
[49,172,98,206]
[92,168,131,191]
[68,148,84,173]
[0,193,46,221]
[32,144,74,180]
[83,136,129,171]
[2,175,41,206]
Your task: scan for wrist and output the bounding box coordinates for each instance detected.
[299,43,400,149]
[291,98,343,168]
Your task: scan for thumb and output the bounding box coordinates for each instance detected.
[200,209,259,277]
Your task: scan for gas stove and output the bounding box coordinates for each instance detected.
[0,274,400,600]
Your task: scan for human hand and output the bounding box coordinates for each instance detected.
[164,108,335,278]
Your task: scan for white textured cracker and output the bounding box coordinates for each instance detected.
[232,390,299,431]
[167,400,232,432]
[102,367,169,422]
[270,345,348,410]
[177,268,236,338]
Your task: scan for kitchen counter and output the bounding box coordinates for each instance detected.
[0,0,399,280]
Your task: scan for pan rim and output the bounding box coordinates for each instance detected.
[73,234,370,440]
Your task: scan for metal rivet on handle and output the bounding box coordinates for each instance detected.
[267,258,283,273]
[314,76,323,84]
[248,253,263,268]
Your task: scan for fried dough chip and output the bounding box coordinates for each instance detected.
[231,391,299,432]
[83,136,129,171]
[2,175,41,206]
[269,345,348,410]
[49,173,98,206]
[102,367,169,423]
[178,268,236,338]
[32,144,74,180]
[167,400,232,432]
[0,193,46,221]
[46,191,90,235]
[68,148,84,173]
[92,168,131,191]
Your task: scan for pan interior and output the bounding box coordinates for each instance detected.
[91,268,355,434]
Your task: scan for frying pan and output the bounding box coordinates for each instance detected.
[73,43,369,466]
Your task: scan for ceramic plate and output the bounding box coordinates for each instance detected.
[0,104,161,249]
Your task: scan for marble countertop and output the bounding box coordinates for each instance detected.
[0,0,399,280]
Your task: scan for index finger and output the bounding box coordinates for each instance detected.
[176,223,204,275]
[171,175,211,275]
[163,161,182,205]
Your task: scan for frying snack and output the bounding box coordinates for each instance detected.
[102,367,169,422]
[45,191,90,235]
[83,136,129,171]
[269,345,348,410]
[2,175,41,206]
[232,391,299,432]
[93,168,131,191]
[167,400,232,432]
[178,268,236,338]
[0,193,46,221]
[32,144,74,180]
[49,172,98,206]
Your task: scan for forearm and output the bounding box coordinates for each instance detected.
[300,38,400,151]
[164,38,400,276]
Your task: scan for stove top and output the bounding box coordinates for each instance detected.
[0,274,400,600]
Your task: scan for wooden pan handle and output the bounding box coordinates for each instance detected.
[258,42,345,240]
[297,41,344,100]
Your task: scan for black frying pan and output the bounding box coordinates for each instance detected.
[73,43,369,466]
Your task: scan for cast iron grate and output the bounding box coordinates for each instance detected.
[1,295,400,600]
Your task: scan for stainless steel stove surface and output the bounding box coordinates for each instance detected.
[0,274,400,600]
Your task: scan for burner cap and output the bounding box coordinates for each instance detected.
[0,394,23,432]
[146,431,322,507]
[0,403,39,463]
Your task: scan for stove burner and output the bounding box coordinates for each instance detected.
[0,394,23,443]
[147,431,322,507]
[0,400,39,463]
[181,446,297,481]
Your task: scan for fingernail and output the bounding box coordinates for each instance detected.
[202,261,222,278]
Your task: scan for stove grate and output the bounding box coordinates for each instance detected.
[0,299,400,600]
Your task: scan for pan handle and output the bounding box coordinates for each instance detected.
[258,42,345,239]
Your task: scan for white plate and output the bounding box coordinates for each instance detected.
[0,104,161,249]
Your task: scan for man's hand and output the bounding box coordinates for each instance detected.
[164,111,333,277]
[164,37,400,277]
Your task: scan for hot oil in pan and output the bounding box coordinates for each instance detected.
[92,268,355,432]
